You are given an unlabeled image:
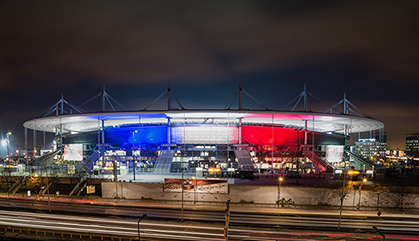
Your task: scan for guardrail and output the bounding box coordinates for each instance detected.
[0,226,137,241]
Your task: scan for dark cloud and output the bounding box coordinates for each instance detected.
[0,0,419,149]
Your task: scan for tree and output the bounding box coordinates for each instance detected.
[382,180,416,212]
[331,182,354,204]
[368,183,389,210]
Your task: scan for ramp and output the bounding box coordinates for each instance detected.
[153,150,175,173]
[303,150,334,173]
[234,150,257,172]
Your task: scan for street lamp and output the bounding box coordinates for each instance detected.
[338,169,358,230]
[277,176,284,207]
[358,177,367,209]
[137,214,147,241]
[192,176,196,204]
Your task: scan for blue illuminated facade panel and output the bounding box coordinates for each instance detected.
[105,126,168,145]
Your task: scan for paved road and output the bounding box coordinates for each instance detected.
[0,209,418,240]
[0,196,419,240]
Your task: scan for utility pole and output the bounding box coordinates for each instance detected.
[46,151,51,213]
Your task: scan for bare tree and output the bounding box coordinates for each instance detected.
[382,180,416,212]
[312,188,335,206]
[368,183,389,211]
[332,182,354,203]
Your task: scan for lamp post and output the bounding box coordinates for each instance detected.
[137,214,147,241]
[192,176,196,204]
[337,170,346,231]
[277,176,283,207]
[337,168,360,230]
[358,178,367,209]
[131,130,136,181]
[372,226,385,241]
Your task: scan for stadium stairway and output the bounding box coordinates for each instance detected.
[153,150,175,173]
[346,150,374,170]
[75,150,103,174]
[302,150,335,173]
[30,150,61,167]
[234,149,258,172]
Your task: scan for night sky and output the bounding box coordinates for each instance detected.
[1,1,419,152]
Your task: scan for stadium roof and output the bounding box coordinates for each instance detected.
[23,109,384,135]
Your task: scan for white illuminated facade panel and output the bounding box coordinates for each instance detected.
[171,126,239,144]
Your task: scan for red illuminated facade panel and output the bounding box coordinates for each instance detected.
[241,126,302,146]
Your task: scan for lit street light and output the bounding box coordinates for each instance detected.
[358,177,367,209]
[192,176,196,204]
[137,214,147,241]
[277,176,284,207]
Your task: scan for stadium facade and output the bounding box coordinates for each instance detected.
[22,85,384,179]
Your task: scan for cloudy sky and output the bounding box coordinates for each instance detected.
[1,0,418,150]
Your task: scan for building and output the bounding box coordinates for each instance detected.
[353,138,387,161]
[406,133,419,157]
[20,85,385,178]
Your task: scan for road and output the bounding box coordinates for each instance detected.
[0,197,418,240]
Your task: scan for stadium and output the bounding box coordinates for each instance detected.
[20,84,384,181]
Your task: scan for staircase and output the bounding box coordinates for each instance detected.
[39,181,53,195]
[75,150,103,174]
[234,150,258,172]
[30,150,61,167]
[346,150,374,170]
[303,150,335,173]
[153,150,175,173]
[8,176,26,194]
[69,177,87,196]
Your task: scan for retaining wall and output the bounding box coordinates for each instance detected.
[102,181,419,209]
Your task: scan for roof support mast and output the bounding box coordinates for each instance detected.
[239,81,242,110]
[280,84,318,112]
[143,81,184,110]
[78,85,126,112]
[304,84,307,112]
[168,81,171,110]
[61,94,64,115]
[102,86,106,112]
[322,93,369,117]
[225,81,269,110]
